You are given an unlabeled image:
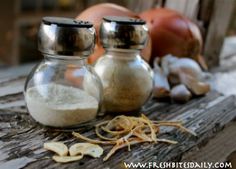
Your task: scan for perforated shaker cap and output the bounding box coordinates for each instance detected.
[38,17,96,56]
[100,16,148,50]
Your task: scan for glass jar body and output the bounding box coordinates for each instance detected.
[94,50,153,113]
[24,55,103,127]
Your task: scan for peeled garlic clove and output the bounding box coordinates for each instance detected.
[44,142,68,156]
[180,74,210,96]
[69,143,103,158]
[52,155,83,163]
[171,84,192,103]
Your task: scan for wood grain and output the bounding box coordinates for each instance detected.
[165,0,199,19]
[203,0,235,68]
[182,122,236,163]
[0,89,236,169]
[1,60,236,168]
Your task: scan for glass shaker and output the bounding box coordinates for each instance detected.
[94,16,153,113]
[24,17,103,127]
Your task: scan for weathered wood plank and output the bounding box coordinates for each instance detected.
[182,122,236,163]
[0,91,236,169]
[1,47,236,169]
[127,0,157,13]
[203,0,235,68]
[165,0,199,19]
[0,63,35,81]
[0,79,24,97]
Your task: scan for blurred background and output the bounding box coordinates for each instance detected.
[0,0,236,66]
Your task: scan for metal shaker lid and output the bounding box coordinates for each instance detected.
[38,17,95,56]
[100,16,148,50]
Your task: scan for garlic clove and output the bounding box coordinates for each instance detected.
[153,61,170,99]
[170,84,192,103]
[52,155,83,163]
[69,143,103,158]
[44,142,68,156]
[180,74,210,96]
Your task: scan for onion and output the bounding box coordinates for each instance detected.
[139,8,203,66]
[76,3,152,64]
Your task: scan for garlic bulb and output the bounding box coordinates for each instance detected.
[161,54,203,80]
[152,54,211,101]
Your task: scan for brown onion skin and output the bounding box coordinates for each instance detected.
[76,3,151,64]
[139,8,203,65]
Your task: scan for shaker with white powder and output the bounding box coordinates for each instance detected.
[25,83,99,127]
[24,17,102,127]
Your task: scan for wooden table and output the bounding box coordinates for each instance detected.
[0,60,236,169]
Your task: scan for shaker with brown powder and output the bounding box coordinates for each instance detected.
[94,16,153,113]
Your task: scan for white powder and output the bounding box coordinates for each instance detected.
[25,83,99,127]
